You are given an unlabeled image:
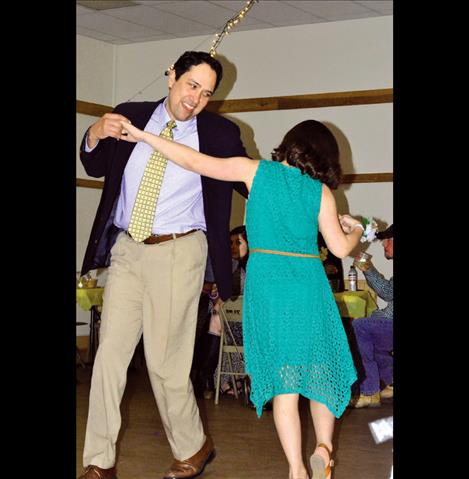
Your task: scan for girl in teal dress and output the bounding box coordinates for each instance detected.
[120,119,364,479]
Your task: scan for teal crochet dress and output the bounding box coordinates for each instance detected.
[243,160,357,418]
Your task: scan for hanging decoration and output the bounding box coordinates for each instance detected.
[128,0,259,101]
[165,0,258,75]
[209,0,258,57]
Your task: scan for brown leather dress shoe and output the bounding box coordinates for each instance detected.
[163,437,215,479]
[78,465,117,479]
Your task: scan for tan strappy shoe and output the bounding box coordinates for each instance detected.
[309,443,334,479]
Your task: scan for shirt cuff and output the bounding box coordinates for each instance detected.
[84,133,98,152]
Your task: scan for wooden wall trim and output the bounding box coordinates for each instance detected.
[341,173,393,184]
[77,100,113,117]
[76,178,104,189]
[208,89,393,114]
[76,172,392,189]
[77,88,392,117]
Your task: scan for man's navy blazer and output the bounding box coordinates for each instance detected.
[80,99,248,301]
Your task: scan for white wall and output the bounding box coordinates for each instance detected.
[77,35,116,104]
[76,36,115,334]
[112,17,392,102]
[77,15,393,333]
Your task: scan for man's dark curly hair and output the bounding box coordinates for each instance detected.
[271,120,342,189]
[171,51,223,92]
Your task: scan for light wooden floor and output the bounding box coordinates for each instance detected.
[76,366,393,479]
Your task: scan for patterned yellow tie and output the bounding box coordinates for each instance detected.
[127,120,176,242]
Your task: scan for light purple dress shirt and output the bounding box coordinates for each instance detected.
[86,100,206,234]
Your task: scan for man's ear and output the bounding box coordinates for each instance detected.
[167,68,176,89]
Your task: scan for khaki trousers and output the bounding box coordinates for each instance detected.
[83,230,208,468]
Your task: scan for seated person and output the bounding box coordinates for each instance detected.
[350,224,393,408]
[318,231,344,292]
[219,225,248,395]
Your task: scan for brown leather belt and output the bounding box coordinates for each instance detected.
[126,229,199,245]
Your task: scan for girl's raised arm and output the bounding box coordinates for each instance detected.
[120,120,258,188]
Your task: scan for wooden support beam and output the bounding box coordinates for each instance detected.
[341,173,393,184]
[77,89,392,117]
[76,178,104,189]
[77,100,113,117]
[76,172,393,189]
[207,89,393,114]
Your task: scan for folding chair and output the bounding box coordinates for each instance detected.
[214,296,246,405]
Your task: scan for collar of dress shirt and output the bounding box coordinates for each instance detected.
[152,98,196,136]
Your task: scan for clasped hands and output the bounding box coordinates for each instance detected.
[87,113,146,146]
[119,119,144,142]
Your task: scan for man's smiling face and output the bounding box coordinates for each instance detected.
[166,63,216,121]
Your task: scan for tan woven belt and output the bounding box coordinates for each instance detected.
[250,248,320,259]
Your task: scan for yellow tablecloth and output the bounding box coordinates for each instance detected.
[76,287,104,311]
[76,287,375,319]
[334,290,377,319]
